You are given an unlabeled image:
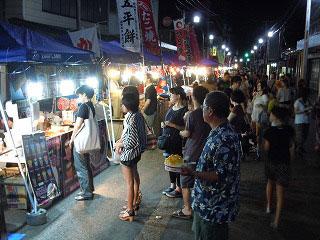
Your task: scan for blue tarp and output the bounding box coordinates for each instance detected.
[0,21,93,63]
[100,40,142,64]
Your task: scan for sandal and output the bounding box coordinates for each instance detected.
[119,209,135,222]
[172,209,192,220]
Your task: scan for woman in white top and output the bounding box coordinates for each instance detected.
[277,80,291,108]
[294,88,312,159]
[251,81,269,130]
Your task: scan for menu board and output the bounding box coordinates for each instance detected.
[22,133,60,206]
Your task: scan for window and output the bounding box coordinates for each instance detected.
[110,0,117,13]
[42,0,107,23]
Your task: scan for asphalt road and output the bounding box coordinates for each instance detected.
[19,147,320,240]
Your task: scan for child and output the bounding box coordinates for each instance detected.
[263,106,295,229]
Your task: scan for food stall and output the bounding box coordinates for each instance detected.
[0,21,110,231]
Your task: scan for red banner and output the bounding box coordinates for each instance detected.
[189,26,201,64]
[138,0,160,56]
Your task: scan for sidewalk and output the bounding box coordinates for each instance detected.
[16,142,320,239]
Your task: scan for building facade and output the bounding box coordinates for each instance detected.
[2,0,159,36]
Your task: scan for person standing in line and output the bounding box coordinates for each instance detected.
[181,91,242,240]
[69,85,97,201]
[277,79,291,109]
[264,106,294,229]
[161,87,188,198]
[172,86,210,219]
[115,92,147,222]
[294,88,312,160]
[142,73,158,129]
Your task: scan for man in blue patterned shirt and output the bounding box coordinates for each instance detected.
[181,91,241,240]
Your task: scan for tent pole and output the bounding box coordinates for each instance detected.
[0,97,36,212]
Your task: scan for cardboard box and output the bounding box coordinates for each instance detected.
[4,177,27,210]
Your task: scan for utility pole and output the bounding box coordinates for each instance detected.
[302,0,311,82]
[76,0,81,30]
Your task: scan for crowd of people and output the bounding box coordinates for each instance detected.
[70,69,320,239]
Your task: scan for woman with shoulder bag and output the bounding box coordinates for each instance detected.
[69,85,100,201]
[161,87,188,198]
[115,92,147,222]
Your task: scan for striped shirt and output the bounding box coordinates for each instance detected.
[120,111,147,162]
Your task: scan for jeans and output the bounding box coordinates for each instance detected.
[192,212,229,240]
[73,148,94,196]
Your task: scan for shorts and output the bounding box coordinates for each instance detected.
[121,155,141,167]
[265,161,290,187]
[192,212,229,240]
[180,164,196,188]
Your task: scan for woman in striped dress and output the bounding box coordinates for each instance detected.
[115,92,147,222]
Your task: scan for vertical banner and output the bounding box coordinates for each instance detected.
[22,133,60,206]
[137,0,160,55]
[173,18,187,62]
[68,27,101,57]
[117,0,141,53]
[189,26,201,64]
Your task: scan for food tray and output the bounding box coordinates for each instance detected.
[164,164,182,173]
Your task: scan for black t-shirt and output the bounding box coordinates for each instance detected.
[144,85,157,115]
[76,102,95,119]
[263,125,295,165]
[183,108,211,162]
[163,106,188,154]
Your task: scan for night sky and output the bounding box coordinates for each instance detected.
[159,0,306,54]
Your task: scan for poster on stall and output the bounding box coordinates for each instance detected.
[117,0,141,53]
[68,27,101,57]
[22,133,60,206]
[137,0,160,56]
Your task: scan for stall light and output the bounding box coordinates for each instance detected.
[235,59,238,63]
[258,38,264,44]
[225,47,229,52]
[86,76,99,89]
[227,52,231,56]
[221,44,226,50]
[251,50,254,54]
[134,71,145,82]
[195,67,207,76]
[240,58,243,62]
[247,58,250,62]
[27,81,43,99]
[234,63,239,69]
[121,70,132,83]
[60,80,75,96]
[150,71,160,80]
[180,68,184,74]
[253,45,258,50]
[108,69,120,79]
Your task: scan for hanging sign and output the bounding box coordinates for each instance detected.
[138,0,160,55]
[117,0,141,53]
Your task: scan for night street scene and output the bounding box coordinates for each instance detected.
[0,0,320,239]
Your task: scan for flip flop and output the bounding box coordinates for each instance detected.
[172,209,192,220]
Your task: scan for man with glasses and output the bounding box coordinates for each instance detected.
[181,91,242,240]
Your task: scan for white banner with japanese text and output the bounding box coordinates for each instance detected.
[68,27,101,57]
[117,0,141,53]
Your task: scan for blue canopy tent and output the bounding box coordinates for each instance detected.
[0,21,93,63]
[200,58,220,67]
[101,41,142,64]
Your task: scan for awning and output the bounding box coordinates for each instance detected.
[101,41,142,64]
[0,21,93,63]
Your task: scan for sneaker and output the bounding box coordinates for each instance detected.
[166,190,182,198]
[162,187,175,195]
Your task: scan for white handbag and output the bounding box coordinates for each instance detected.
[74,103,101,154]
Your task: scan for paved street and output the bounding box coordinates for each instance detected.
[17,144,320,240]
